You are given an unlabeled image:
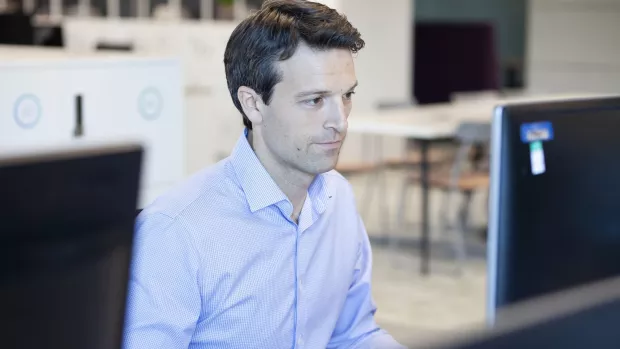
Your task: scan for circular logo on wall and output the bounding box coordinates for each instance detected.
[138,87,163,121]
[13,94,42,129]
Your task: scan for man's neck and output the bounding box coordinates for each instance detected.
[248,131,313,221]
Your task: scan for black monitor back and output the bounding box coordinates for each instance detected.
[488,96,620,322]
[429,275,620,349]
[0,13,34,45]
[0,143,142,349]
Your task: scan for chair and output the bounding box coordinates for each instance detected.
[336,135,389,230]
[339,101,455,235]
[382,139,454,170]
[338,100,447,233]
[394,122,491,273]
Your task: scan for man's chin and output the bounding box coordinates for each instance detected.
[316,160,339,174]
[303,161,336,175]
[301,153,341,175]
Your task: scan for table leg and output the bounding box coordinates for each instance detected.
[419,139,431,275]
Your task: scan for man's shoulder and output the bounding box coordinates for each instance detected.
[141,158,246,222]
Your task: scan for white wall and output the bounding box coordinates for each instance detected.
[342,1,413,111]
[321,0,414,165]
[62,18,243,175]
[526,0,620,94]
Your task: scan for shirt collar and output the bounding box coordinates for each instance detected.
[230,129,330,215]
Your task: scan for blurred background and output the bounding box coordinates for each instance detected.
[1,0,619,346]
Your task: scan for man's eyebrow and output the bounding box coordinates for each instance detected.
[294,81,359,99]
[295,90,331,99]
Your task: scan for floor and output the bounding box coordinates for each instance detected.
[370,246,487,347]
[347,171,489,348]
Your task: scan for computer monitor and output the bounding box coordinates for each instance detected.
[0,13,34,45]
[427,275,620,349]
[0,142,143,349]
[487,95,620,324]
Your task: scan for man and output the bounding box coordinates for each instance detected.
[123,1,406,348]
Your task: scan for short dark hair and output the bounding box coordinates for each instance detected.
[223,0,365,130]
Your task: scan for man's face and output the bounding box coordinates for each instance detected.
[258,42,357,176]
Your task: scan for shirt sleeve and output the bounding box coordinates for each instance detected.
[327,216,408,349]
[122,212,202,349]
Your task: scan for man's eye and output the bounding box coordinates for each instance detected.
[344,92,356,100]
[305,97,323,106]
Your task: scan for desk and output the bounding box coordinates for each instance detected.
[349,104,493,275]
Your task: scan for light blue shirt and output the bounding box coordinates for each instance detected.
[123,130,405,349]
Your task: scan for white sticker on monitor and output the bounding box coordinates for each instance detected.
[530,141,546,175]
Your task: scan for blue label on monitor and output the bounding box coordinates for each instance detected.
[520,121,554,143]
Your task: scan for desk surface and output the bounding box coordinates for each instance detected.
[348,103,490,139]
[347,93,609,139]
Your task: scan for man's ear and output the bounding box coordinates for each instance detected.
[237,86,264,126]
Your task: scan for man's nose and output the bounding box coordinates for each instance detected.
[325,100,348,133]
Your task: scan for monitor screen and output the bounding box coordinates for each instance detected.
[488,96,620,322]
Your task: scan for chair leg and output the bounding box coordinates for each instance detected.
[359,134,379,220]
[439,188,466,276]
[359,169,378,219]
[458,191,474,235]
[392,177,411,252]
[438,188,453,242]
[452,223,467,276]
[480,187,490,242]
[453,191,474,274]
[377,169,391,236]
